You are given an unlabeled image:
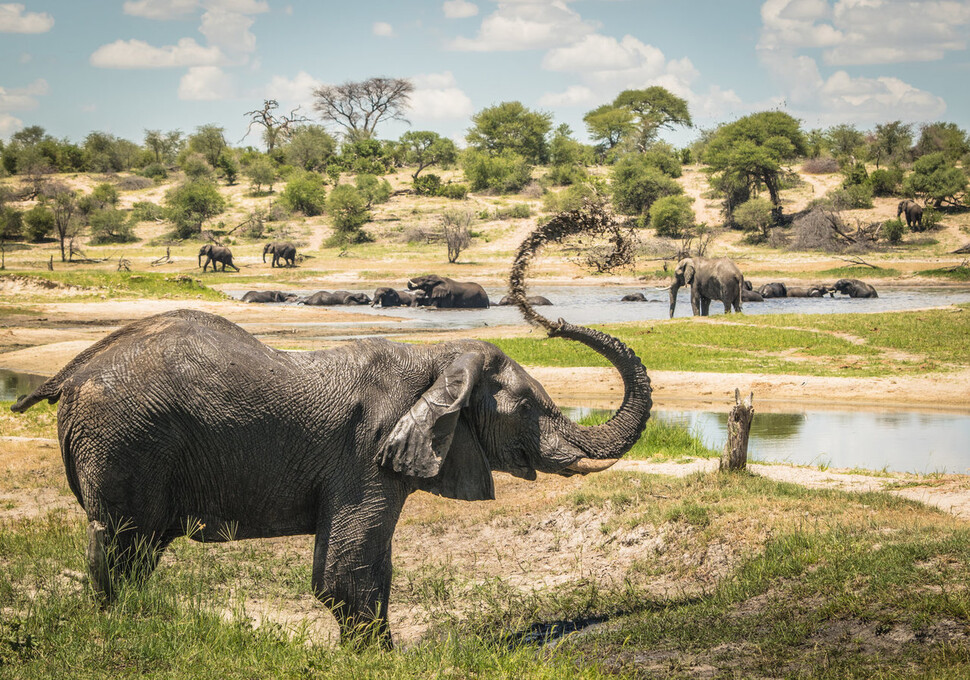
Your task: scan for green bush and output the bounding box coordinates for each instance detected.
[611,154,683,215]
[245,156,277,193]
[130,201,164,222]
[326,184,371,244]
[22,204,54,242]
[733,197,775,238]
[89,208,136,244]
[882,218,904,244]
[492,203,532,219]
[437,183,469,200]
[356,173,392,206]
[545,163,587,186]
[413,173,441,196]
[870,167,903,196]
[279,171,327,216]
[828,183,873,209]
[180,153,215,180]
[922,206,942,229]
[542,184,598,213]
[649,195,695,237]
[164,180,226,238]
[140,162,168,180]
[461,149,533,193]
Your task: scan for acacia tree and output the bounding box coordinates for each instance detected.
[42,183,80,262]
[583,103,634,151]
[399,131,457,180]
[187,125,227,166]
[241,99,310,152]
[144,129,184,165]
[313,77,413,140]
[465,101,552,164]
[704,111,807,219]
[584,87,691,154]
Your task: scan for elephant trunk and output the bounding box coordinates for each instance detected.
[668,282,681,318]
[263,248,268,263]
[198,252,202,268]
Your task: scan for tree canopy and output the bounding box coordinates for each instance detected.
[313,77,413,140]
[465,101,552,165]
[584,86,691,153]
[399,130,458,180]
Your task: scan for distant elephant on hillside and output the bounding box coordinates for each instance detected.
[371,287,417,308]
[242,290,299,303]
[758,282,788,298]
[832,278,878,298]
[302,291,371,306]
[498,294,552,306]
[198,244,239,272]
[407,275,489,309]
[263,242,297,268]
[897,200,924,231]
[620,293,647,302]
[668,257,743,317]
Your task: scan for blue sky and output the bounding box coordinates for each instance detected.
[1,0,969,148]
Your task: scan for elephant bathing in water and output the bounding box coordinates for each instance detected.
[242,290,299,303]
[263,241,297,268]
[11,265,652,647]
[621,293,647,302]
[302,290,371,306]
[498,294,551,306]
[832,278,878,298]
[198,244,239,272]
[371,287,417,307]
[668,257,743,317]
[758,282,788,298]
[741,281,763,303]
[408,275,489,308]
[897,200,923,231]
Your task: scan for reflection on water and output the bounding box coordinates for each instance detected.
[0,369,46,401]
[562,405,970,475]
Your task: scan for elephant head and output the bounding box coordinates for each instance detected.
[407,274,445,295]
[668,258,695,318]
[262,243,273,263]
[198,244,212,268]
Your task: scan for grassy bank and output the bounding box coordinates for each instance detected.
[488,304,970,377]
[0,271,226,302]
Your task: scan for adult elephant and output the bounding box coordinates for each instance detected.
[241,290,299,303]
[897,200,924,231]
[198,244,239,272]
[263,241,297,268]
[668,257,743,317]
[302,290,370,306]
[11,254,651,647]
[498,294,552,306]
[786,285,828,298]
[757,282,788,298]
[371,288,417,308]
[407,275,489,309]
[832,278,878,298]
[620,293,647,302]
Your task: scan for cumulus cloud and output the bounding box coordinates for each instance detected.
[200,7,257,56]
[760,0,970,64]
[0,78,48,112]
[372,21,394,37]
[265,70,322,111]
[123,0,199,20]
[90,37,226,68]
[538,85,595,107]
[0,114,24,137]
[408,71,474,120]
[449,1,598,51]
[0,3,54,33]
[443,0,478,18]
[178,66,236,100]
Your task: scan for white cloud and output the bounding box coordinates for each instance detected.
[0,3,53,33]
[443,0,478,18]
[90,37,226,68]
[178,66,236,100]
[538,85,595,107]
[123,0,199,20]
[206,0,268,13]
[408,71,474,120]
[265,70,322,111]
[200,7,257,56]
[372,21,394,37]
[0,78,48,112]
[449,1,598,51]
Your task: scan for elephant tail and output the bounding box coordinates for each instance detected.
[11,380,62,412]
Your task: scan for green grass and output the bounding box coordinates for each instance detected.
[0,271,226,301]
[815,266,902,278]
[920,265,970,282]
[577,412,718,461]
[488,305,970,377]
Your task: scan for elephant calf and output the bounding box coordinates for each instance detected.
[620,293,647,302]
[371,287,417,307]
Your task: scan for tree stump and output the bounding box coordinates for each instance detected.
[720,389,754,472]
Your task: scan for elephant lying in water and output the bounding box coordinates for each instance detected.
[302,290,371,306]
[241,290,299,303]
[621,293,647,302]
[408,275,489,308]
[757,282,787,298]
[371,287,417,307]
[741,281,763,303]
[498,294,552,306]
[11,302,651,648]
[786,285,830,298]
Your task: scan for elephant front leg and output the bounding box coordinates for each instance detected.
[311,502,402,649]
[690,290,702,316]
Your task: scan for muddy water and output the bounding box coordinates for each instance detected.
[225,285,970,334]
[0,369,46,402]
[562,404,970,475]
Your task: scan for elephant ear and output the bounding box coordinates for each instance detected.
[683,260,696,284]
[380,352,494,501]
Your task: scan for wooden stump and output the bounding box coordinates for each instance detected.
[720,389,754,472]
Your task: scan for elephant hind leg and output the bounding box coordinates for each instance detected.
[86,517,170,603]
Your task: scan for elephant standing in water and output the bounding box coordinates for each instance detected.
[263,241,297,268]
[668,257,743,317]
[198,244,239,272]
[11,287,651,647]
[897,200,924,231]
[408,275,490,308]
[832,278,878,298]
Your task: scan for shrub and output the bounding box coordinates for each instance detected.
[130,201,164,222]
[442,208,474,263]
[355,173,392,207]
[140,163,168,180]
[115,175,154,191]
[870,167,903,196]
[922,206,942,229]
[279,171,327,216]
[640,146,682,178]
[733,197,775,239]
[827,184,873,210]
[22,204,54,242]
[882,218,904,244]
[438,183,469,200]
[542,184,598,213]
[461,149,533,193]
[801,157,839,174]
[649,195,695,238]
[216,151,239,185]
[164,180,227,239]
[180,153,215,180]
[413,173,441,196]
[492,203,532,219]
[326,184,371,244]
[89,208,135,244]
[245,156,277,193]
[546,163,587,186]
[611,154,683,216]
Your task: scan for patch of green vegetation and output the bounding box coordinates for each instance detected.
[815,266,902,278]
[576,412,718,461]
[0,400,57,438]
[0,305,40,318]
[920,265,970,282]
[0,271,226,301]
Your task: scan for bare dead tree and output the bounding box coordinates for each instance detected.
[313,77,414,139]
[442,208,474,263]
[836,255,881,269]
[241,100,309,152]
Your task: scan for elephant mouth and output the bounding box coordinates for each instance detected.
[562,457,620,475]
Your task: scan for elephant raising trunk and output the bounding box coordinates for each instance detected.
[508,204,652,469]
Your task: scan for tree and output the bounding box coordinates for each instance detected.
[280,171,327,216]
[466,101,552,164]
[546,124,592,185]
[164,180,227,238]
[610,154,683,216]
[825,124,866,160]
[313,76,414,140]
[144,129,183,166]
[245,156,277,193]
[43,184,80,262]
[870,121,912,168]
[83,132,125,173]
[326,184,371,244]
[903,152,968,207]
[733,197,775,240]
[583,103,635,152]
[355,174,392,207]
[88,208,134,244]
[399,131,458,180]
[461,149,533,193]
[242,99,310,152]
[0,188,22,269]
[704,111,807,218]
[612,86,692,150]
[22,204,54,242]
[216,151,239,185]
[441,208,473,263]
[187,124,227,166]
[914,122,969,162]
[285,125,337,172]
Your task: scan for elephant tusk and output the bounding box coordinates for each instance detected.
[565,457,620,474]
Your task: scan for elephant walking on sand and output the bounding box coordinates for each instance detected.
[263,241,297,268]
[668,257,743,317]
[897,200,924,231]
[198,244,239,272]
